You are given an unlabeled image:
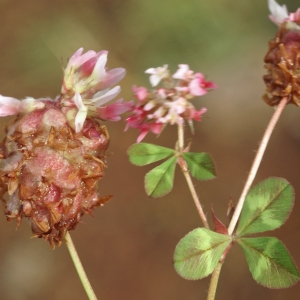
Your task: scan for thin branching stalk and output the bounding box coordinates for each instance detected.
[207,96,289,300]
[65,232,98,300]
[177,123,210,229]
[227,96,288,235]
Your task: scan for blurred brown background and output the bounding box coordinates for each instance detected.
[1,0,300,299]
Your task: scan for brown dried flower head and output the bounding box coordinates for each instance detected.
[263,0,300,106]
[0,49,130,248]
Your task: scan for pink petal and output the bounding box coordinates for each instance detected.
[289,8,300,22]
[0,95,21,116]
[132,85,148,101]
[68,49,97,68]
[95,68,126,91]
[96,99,133,121]
[189,79,208,96]
[137,130,149,143]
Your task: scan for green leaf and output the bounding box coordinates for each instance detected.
[236,177,294,237]
[237,237,299,288]
[182,152,216,180]
[145,156,177,197]
[174,228,231,280]
[128,143,174,166]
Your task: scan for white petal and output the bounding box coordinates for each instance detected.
[268,0,288,25]
[90,53,107,83]
[144,101,156,111]
[75,110,87,133]
[74,92,86,111]
[149,75,161,86]
[145,68,156,74]
[93,86,121,107]
[172,64,190,79]
[93,89,109,99]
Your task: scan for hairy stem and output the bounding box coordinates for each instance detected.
[65,232,98,300]
[178,123,210,229]
[207,96,288,300]
[207,261,223,300]
[228,96,288,234]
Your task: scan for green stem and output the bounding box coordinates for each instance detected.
[177,123,210,229]
[207,262,223,300]
[65,232,98,300]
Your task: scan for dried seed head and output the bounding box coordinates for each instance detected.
[0,100,111,248]
[263,1,300,106]
[263,26,300,106]
[0,49,129,248]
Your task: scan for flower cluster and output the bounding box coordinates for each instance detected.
[0,49,130,247]
[125,64,216,142]
[60,48,132,132]
[263,0,300,106]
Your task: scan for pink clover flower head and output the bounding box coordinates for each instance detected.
[145,65,170,86]
[268,0,300,29]
[60,48,128,132]
[126,65,216,142]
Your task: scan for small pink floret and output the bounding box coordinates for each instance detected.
[133,86,148,102]
[97,99,133,121]
[189,73,217,96]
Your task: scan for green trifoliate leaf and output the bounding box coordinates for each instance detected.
[174,228,231,280]
[236,177,294,237]
[237,237,299,288]
[128,143,174,166]
[145,156,176,197]
[182,152,216,180]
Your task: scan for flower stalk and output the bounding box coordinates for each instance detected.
[65,232,98,300]
[177,123,210,229]
[227,96,288,234]
[207,261,223,300]
[207,96,289,300]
